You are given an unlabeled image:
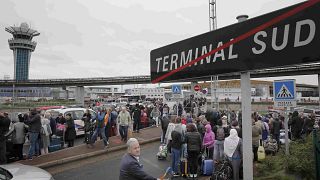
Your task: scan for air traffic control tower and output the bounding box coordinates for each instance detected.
[6,23,40,81]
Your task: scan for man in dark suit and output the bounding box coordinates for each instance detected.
[119,138,158,180]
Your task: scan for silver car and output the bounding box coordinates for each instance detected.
[0,163,54,180]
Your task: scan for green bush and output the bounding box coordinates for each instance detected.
[285,135,315,180]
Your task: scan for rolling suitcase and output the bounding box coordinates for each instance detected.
[202,148,214,176]
[202,159,214,176]
[180,159,189,177]
[49,136,64,152]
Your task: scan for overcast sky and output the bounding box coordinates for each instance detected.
[0,0,318,85]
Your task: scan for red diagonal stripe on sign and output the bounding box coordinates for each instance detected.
[151,0,320,84]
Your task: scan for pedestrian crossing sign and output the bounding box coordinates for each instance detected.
[172,84,182,94]
[273,80,296,107]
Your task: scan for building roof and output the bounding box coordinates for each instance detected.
[5,23,40,37]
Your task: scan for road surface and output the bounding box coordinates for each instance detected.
[52,141,170,180]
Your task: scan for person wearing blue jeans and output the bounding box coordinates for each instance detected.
[90,109,108,148]
[28,132,40,159]
[25,109,41,160]
[90,127,108,148]
[171,126,183,175]
[171,148,181,175]
[117,107,131,142]
[119,125,129,141]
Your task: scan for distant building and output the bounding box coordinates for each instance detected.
[6,23,40,81]
[164,80,318,102]
[0,87,52,101]
[130,88,165,100]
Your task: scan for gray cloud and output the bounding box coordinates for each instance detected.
[0,0,317,86]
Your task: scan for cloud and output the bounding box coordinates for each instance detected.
[0,0,317,86]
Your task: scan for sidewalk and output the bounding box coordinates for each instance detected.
[19,126,162,168]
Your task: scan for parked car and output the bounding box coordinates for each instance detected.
[45,108,96,136]
[0,163,54,180]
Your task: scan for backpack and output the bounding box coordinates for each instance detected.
[41,124,51,136]
[216,127,225,141]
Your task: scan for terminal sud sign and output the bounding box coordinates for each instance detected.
[150,0,320,83]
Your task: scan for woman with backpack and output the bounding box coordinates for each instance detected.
[214,120,225,162]
[40,112,52,155]
[224,129,243,180]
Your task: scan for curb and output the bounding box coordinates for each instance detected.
[37,136,161,169]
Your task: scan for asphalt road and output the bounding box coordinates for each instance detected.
[53,141,171,180]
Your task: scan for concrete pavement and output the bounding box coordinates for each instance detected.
[19,126,162,168]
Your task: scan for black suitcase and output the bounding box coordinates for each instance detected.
[49,136,64,152]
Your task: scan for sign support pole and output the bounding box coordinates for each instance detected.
[284,107,289,155]
[211,76,213,108]
[241,72,253,180]
[12,83,15,108]
[318,74,320,107]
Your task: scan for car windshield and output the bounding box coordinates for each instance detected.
[65,110,84,120]
[49,111,60,119]
[0,167,13,180]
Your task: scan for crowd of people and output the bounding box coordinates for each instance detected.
[153,106,319,179]
[0,103,166,164]
[0,109,53,163]
[1,103,319,180]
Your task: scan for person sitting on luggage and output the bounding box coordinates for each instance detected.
[203,124,215,159]
[224,129,243,180]
[185,123,202,178]
[119,138,158,180]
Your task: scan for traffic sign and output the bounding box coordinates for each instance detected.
[151,1,320,83]
[172,84,182,94]
[273,80,296,107]
[194,85,201,91]
[202,88,208,94]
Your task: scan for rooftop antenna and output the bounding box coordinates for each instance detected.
[209,0,219,110]
[209,0,217,31]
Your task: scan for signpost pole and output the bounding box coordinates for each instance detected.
[241,71,253,180]
[318,74,320,107]
[211,76,214,108]
[237,14,253,180]
[284,107,289,155]
[214,76,218,110]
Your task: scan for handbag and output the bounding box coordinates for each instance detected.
[258,139,266,161]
